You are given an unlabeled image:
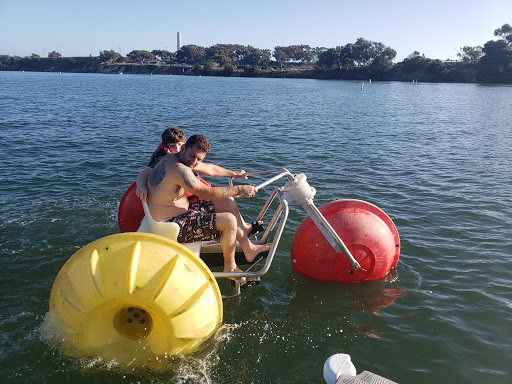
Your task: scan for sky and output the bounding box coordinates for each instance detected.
[1,0,511,62]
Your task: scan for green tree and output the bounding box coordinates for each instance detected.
[494,23,512,45]
[348,38,396,69]
[151,50,175,63]
[316,38,395,71]
[243,65,260,76]
[30,53,40,58]
[287,45,305,61]
[425,59,445,74]
[99,50,121,64]
[127,50,155,64]
[368,43,396,72]
[176,45,206,63]
[457,46,483,61]
[205,44,243,65]
[273,45,314,65]
[223,63,235,75]
[239,46,271,66]
[203,62,213,72]
[369,49,396,72]
[302,45,315,64]
[317,47,341,69]
[273,46,289,66]
[213,54,231,66]
[478,39,512,82]
[48,51,61,58]
[205,45,228,65]
[351,38,372,67]
[0,55,13,68]
[228,44,245,63]
[402,51,429,73]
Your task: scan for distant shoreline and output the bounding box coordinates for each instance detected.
[1,56,510,84]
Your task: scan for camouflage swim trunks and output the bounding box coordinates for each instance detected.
[167,200,219,243]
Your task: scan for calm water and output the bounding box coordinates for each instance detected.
[1,72,511,383]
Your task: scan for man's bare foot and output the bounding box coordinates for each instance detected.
[223,265,247,285]
[243,242,273,263]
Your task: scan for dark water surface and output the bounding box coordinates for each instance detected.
[1,72,511,383]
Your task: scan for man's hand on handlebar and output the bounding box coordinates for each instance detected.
[238,185,258,198]
[231,170,248,179]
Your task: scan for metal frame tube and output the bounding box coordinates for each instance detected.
[230,168,293,188]
[212,198,289,280]
[255,188,277,223]
[216,167,361,295]
[259,196,282,244]
[301,199,361,271]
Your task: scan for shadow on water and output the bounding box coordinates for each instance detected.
[289,270,406,318]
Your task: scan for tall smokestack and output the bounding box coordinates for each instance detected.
[177,32,182,51]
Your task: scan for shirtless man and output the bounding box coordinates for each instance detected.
[147,134,272,278]
[136,126,186,202]
[136,126,263,234]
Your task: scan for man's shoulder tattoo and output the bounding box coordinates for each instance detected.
[178,164,199,188]
[148,162,166,188]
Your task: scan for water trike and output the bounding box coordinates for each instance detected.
[44,168,400,367]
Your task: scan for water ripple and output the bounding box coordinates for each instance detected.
[1,72,511,383]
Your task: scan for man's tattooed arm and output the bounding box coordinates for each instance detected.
[218,185,242,199]
[178,164,200,189]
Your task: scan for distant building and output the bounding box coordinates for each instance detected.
[177,32,182,51]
